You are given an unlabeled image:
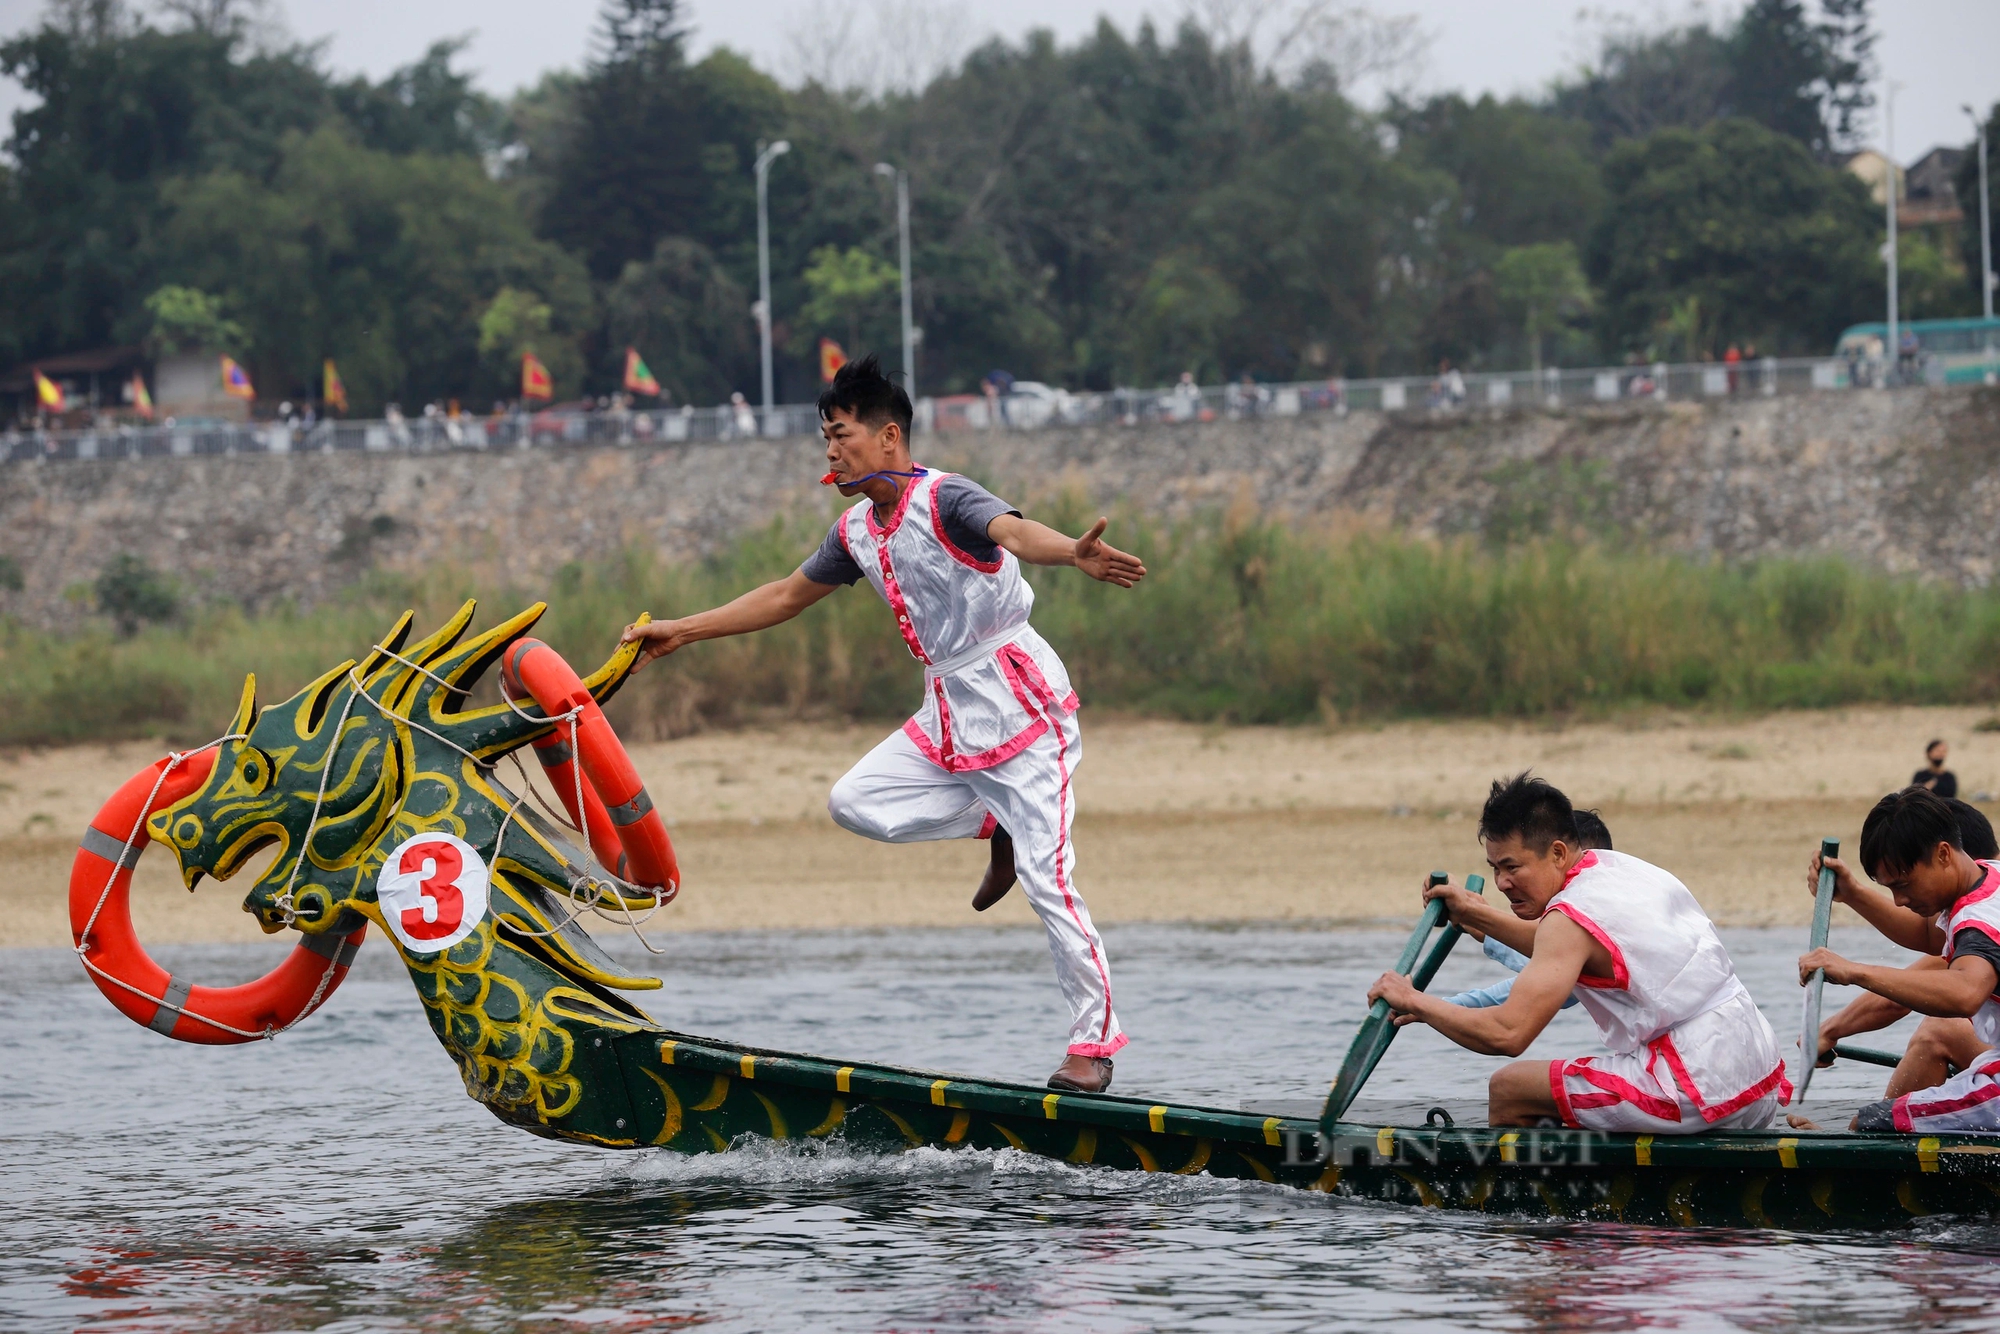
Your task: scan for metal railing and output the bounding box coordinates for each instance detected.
[1,354,1984,463]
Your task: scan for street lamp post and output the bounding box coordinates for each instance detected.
[1965,105,1994,324]
[1885,82,1901,386]
[754,139,791,426]
[874,162,916,405]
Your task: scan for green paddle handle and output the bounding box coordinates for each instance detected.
[1832,1043,1901,1069]
[1411,873,1486,991]
[1796,837,1840,1102]
[1323,872,1459,1130]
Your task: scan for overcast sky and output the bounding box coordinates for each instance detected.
[0,0,1993,161]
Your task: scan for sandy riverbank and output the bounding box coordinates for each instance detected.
[6,705,1995,950]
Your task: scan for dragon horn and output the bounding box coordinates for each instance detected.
[580,613,650,708]
[228,674,259,737]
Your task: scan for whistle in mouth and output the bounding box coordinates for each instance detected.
[820,470,840,485]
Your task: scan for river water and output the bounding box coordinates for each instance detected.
[4,920,1997,1332]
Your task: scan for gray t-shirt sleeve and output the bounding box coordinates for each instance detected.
[1953,926,2000,980]
[933,475,1020,563]
[799,519,865,586]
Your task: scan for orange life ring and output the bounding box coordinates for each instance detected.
[69,750,367,1045]
[501,638,680,900]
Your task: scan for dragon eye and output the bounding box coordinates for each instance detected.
[243,760,260,783]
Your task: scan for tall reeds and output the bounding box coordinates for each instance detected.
[7,511,1998,747]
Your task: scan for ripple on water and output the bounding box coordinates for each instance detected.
[2,922,1994,1332]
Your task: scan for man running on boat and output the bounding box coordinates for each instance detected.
[1793,787,2000,1134]
[1370,772,1790,1132]
[620,355,1145,1093]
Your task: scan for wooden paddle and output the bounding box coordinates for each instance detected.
[1796,836,1840,1102]
[1322,872,1485,1132]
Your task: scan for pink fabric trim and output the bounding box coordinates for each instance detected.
[1561,849,1600,886]
[872,537,929,664]
[977,812,998,840]
[902,712,1050,775]
[1899,1056,2000,1126]
[1047,708,1114,1044]
[1573,1059,1682,1121]
[1944,919,2000,961]
[1650,1034,1788,1123]
[1893,1095,1916,1132]
[1058,690,1080,714]
[926,474,1004,573]
[1545,901,1630,990]
[1068,1033,1128,1059]
[1550,1058,1580,1128]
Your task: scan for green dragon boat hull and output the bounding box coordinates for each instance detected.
[557,1028,2000,1231]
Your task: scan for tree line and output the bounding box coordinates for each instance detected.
[0,0,1991,417]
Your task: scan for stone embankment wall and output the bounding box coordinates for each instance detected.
[3,387,1997,629]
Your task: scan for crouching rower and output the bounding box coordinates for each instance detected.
[1794,787,2000,1134]
[1370,772,1790,1131]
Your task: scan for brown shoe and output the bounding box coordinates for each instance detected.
[972,826,1017,911]
[1047,1054,1114,1093]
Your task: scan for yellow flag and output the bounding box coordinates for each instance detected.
[323,359,348,414]
[33,369,64,412]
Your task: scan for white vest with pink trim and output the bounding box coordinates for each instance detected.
[1939,862,2000,1049]
[1548,849,1788,1122]
[840,469,1078,771]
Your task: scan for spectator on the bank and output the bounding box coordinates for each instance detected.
[1444,361,1466,407]
[730,391,757,438]
[1914,740,1958,800]
[1170,371,1201,422]
[1724,344,1742,393]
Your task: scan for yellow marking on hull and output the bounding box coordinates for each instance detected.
[1175,1139,1213,1175]
[1149,1105,1168,1133]
[1067,1127,1098,1163]
[1393,1170,1440,1208]
[1312,1164,1343,1193]
[1898,1177,1933,1216]
[945,1110,972,1144]
[702,1124,730,1152]
[932,1079,950,1106]
[994,1122,1027,1151]
[1741,1176,1773,1228]
[659,1040,677,1065]
[1600,1173,1635,1221]
[836,1066,853,1093]
[1121,1136,1161,1172]
[740,1054,756,1079]
[1499,1132,1519,1164]
[878,1106,926,1146]
[1668,1175,1697,1227]
[1044,1093,1061,1120]
[638,1066,684,1146]
[1534,1183,1566,1216]
[1237,1152,1275,1183]
[1635,1135,1653,1167]
[1810,1174,1835,1215]
[1919,1137,1941,1173]
[1376,1127,1395,1158]
[692,1074,731,1111]
[1469,1171,1495,1211]
[753,1091,789,1139]
[806,1099,847,1138]
[1777,1138,1799,1169]
[1262,1117,1282,1147]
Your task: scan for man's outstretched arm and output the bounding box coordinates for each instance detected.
[620,570,839,670]
[1371,912,1593,1056]
[988,514,1147,587]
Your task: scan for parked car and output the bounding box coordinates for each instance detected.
[1001,380,1076,428]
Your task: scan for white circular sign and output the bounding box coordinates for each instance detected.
[376,831,490,954]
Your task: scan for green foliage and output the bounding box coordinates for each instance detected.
[1493,244,1592,369]
[477,286,583,402]
[603,238,752,404]
[1899,229,1978,322]
[94,554,180,637]
[12,518,2000,747]
[796,245,900,353]
[1588,118,1881,355]
[0,554,22,592]
[142,285,245,356]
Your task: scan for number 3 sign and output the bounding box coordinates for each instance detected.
[376,832,490,953]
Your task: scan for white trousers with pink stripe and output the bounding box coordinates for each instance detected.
[827,714,1126,1058]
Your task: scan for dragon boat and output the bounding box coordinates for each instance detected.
[66,603,2000,1231]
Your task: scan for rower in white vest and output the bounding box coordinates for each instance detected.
[620,355,1147,1093]
[1370,772,1791,1132]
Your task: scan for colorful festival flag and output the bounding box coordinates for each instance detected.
[623,347,661,397]
[323,359,348,414]
[33,368,65,412]
[521,351,553,401]
[130,371,153,419]
[220,355,255,400]
[818,337,846,383]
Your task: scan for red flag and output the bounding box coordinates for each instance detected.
[819,338,846,383]
[521,352,553,401]
[130,371,153,419]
